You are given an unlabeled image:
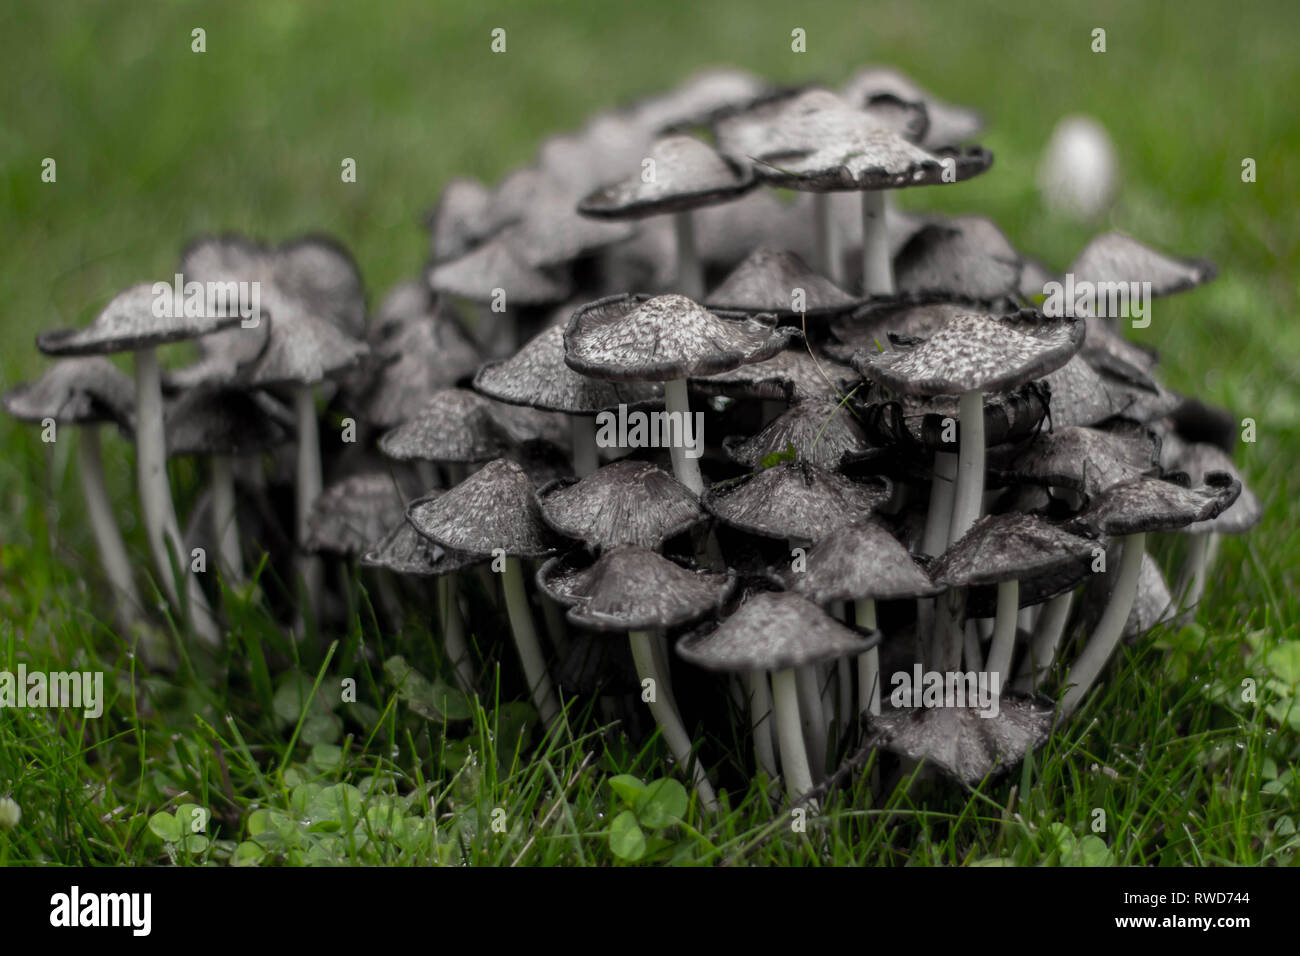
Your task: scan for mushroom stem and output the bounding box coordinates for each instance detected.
[933,587,966,672]
[1060,532,1146,718]
[437,574,475,695]
[663,378,703,495]
[947,389,985,547]
[293,383,323,620]
[501,556,561,726]
[672,210,704,300]
[795,664,827,780]
[747,670,780,778]
[812,193,841,283]
[570,416,599,477]
[1176,533,1213,613]
[628,629,718,811]
[963,620,984,671]
[985,579,1020,693]
[772,667,817,805]
[134,348,220,647]
[210,454,244,583]
[917,451,957,662]
[1012,590,1074,693]
[855,599,881,717]
[860,190,894,296]
[76,424,144,628]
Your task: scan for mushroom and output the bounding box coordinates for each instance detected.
[692,343,856,407]
[704,247,859,320]
[840,66,984,150]
[1069,232,1217,298]
[893,216,1030,304]
[630,67,767,133]
[378,387,515,480]
[425,176,494,264]
[722,399,871,472]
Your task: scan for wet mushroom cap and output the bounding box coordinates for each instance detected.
[36,283,244,356]
[377,388,513,463]
[1069,232,1217,296]
[164,386,290,457]
[703,461,891,542]
[676,590,879,672]
[537,460,705,552]
[406,457,558,558]
[1070,472,1241,537]
[723,399,870,471]
[776,519,941,604]
[304,472,406,557]
[3,356,135,427]
[578,135,756,219]
[704,247,858,317]
[361,508,487,576]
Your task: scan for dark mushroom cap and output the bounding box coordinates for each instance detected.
[3,357,135,427]
[704,247,858,317]
[361,509,487,576]
[841,66,983,149]
[632,67,767,132]
[1012,423,1160,497]
[1163,441,1261,534]
[723,399,870,470]
[537,547,734,632]
[37,283,244,357]
[406,457,558,558]
[874,384,1049,452]
[854,309,1083,396]
[474,324,663,415]
[377,388,512,463]
[578,135,756,219]
[564,293,796,383]
[703,461,891,542]
[776,519,940,604]
[427,176,493,264]
[538,460,705,552]
[691,343,855,403]
[1070,472,1241,537]
[867,697,1053,787]
[930,512,1097,596]
[827,300,971,359]
[427,232,573,306]
[677,590,879,672]
[304,472,407,557]
[1070,232,1217,297]
[894,217,1026,302]
[164,386,289,457]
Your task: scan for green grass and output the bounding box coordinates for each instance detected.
[1,0,1298,866]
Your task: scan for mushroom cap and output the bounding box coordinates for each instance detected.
[564,293,796,383]
[537,460,705,552]
[752,129,991,193]
[691,343,855,403]
[304,472,407,557]
[377,388,512,463]
[578,135,756,219]
[427,176,494,263]
[3,356,135,426]
[537,547,734,632]
[631,67,767,132]
[777,519,941,604]
[1071,472,1241,537]
[1041,355,1126,428]
[724,399,870,471]
[841,66,984,149]
[427,232,573,306]
[827,300,971,358]
[894,217,1026,302]
[869,384,1049,452]
[505,193,637,268]
[1163,442,1261,534]
[930,512,1098,595]
[854,309,1084,396]
[1012,423,1160,497]
[474,324,663,415]
[361,509,486,576]
[37,283,244,357]
[237,299,370,388]
[703,461,891,542]
[677,590,879,672]
[406,458,558,558]
[164,386,290,457]
[867,697,1054,787]
[1069,232,1217,297]
[704,247,858,317]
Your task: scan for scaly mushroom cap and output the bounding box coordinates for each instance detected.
[841,66,984,149]
[724,399,870,471]
[703,461,891,542]
[406,458,558,558]
[691,344,855,403]
[37,283,244,357]
[538,460,705,552]
[894,217,1027,302]
[1012,423,1161,497]
[474,324,663,415]
[1041,355,1127,428]
[164,386,290,457]
[1163,442,1261,534]
[303,472,406,557]
[361,509,486,577]
[564,293,796,382]
[427,176,493,264]
[578,135,755,219]
[704,247,858,317]
[777,519,941,604]
[677,590,879,672]
[632,67,767,132]
[1069,232,1217,297]
[854,309,1084,396]
[427,232,573,305]
[537,547,734,631]
[377,388,512,463]
[1071,472,1241,537]
[3,357,135,427]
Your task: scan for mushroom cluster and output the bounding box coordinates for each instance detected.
[9,66,1257,808]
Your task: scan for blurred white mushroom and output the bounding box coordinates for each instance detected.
[1038,115,1118,221]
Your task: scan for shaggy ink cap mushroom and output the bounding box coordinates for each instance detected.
[1069,232,1217,297]
[578,135,756,220]
[775,519,941,605]
[406,457,558,559]
[362,512,486,577]
[3,356,134,428]
[378,388,513,464]
[723,398,871,471]
[893,217,1028,303]
[704,247,859,318]
[304,473,407,558]
[703,461,891,543]
[37,283,242,357]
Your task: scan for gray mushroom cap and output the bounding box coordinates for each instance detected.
[1012,423,1161,497]
[1041,355,1127,428]
[237,300,370,388]
[537,547,734,632]
[564,293,796,383]
[676,590,879,672]
[474,324,663,415]
[703,461,891,542]
[1069,232,1217,297]
[704,247,858,317]
[880,384,1049,450]
[1163,442,1261,534]
[164,386,290,457]
[504,193,637,268]
[631,67,767,132]
[724,399,870,471]
[406,458,558,558]
[377,388,512,463]
[827,300,971,359]
[841,66,984,149]
[691,344,855,403]
[1070,472,1241,537]
[854,309,1084,396]
[776,519,941,604]
[867,697,1054,787]
[894,217,1026,302]
[361,508,487,576]
[427,232,573,305]
[427,176,493,264]
[37,283,244,357]
[930,512,1098,597]
[578,135,756,219]
[538,459,705,552]
[3,357,135,427]
[304,472,407,557]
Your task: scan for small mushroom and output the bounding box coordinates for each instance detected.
[704,247,858,320]
[893,217,1028,304]
[1011,422,1161,500]
[425,176,494,264]
[722,399,870,472]
[840,66,984,149]
[692,343,856,406]
[1069,232,1217,298]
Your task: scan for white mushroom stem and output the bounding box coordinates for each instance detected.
[77,425,144,626]
[210,455,243,583]
[1060,532,1146,718]
[293,383,323,619]
[570,416,599,478]
[747,671,780,778]
[628,629,718,811]
[1013,590,1074,693]
[501,556,561,726]
[860,190,894,296]
[795,664,827,780]
[772,667,817,806]
[985,579,1020,694]
[663,378,703,495]
[947,389,985,547]
[1177,532,1214,612]
[672,210,704,300]
[855,599,881,717]
[134,348,220,647]
[437,574,475,695]
[812,193,842,283]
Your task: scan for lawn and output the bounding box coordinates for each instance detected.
[0,0,1297,866]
